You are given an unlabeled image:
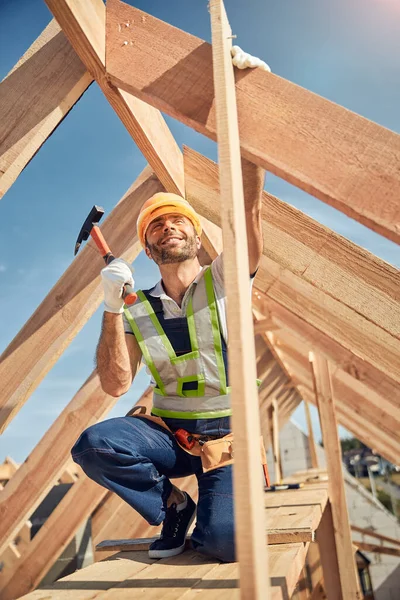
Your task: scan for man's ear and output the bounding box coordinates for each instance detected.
[144,246,153,260]
[196,235,202,251]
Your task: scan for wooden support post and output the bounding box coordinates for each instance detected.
[271,398,282,484]
[304,400,319,469]
[316,503,342,600]
[209,1,269,597]
[310,354,361,599]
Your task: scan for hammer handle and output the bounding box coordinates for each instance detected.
[91,226,137,306]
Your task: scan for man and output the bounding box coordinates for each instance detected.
[72,176,264,562]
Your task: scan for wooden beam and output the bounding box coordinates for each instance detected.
[254,318,280,335]
[0,168,161,433]
[0,20,92,199]
[275,343,400,465]
[106,2,400,244]
[185,147,400,339]
[0,477,107,600]
[351,525,400,547]
[353,541,400,557]
[316,503,342,600]
[271,399,282,484]
[0,386,154,598]
[184,148,400,383]
[44,0,184,196]
[304,400,319,469]
[254,292,399,402]
[0,373,131,555]
[310,355,361,599]
[208,1,269,597]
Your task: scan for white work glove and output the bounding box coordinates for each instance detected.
[100,258,134,314]
[231,45,271,72]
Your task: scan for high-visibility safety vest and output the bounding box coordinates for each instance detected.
[124,267,232,420]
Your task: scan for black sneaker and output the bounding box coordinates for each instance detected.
[148,492,196,559]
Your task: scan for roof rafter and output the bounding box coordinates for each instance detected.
[105,0,400,243]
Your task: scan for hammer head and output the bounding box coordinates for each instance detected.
[74,205,105,255]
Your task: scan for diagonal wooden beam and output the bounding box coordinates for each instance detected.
[0,20,92,199]
[44,0,184,196]
[208,1,269,596]
[0,371,119,555]
[0,386,154,598]
[106,1,400,243]
[0,168,162,432]
[0,475,107,600]
[253,291,399,401]
[184,148,400,383]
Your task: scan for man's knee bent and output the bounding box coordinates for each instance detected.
[71,422,113,467]
[192,520,236,563]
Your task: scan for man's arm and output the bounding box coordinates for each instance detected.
[242,158,265,275]
[96,313,142,396]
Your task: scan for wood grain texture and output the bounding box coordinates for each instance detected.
[184,148,400,383]
[106,1,400,243]
[0,19,92,198]
[273,345,400,464]
[253,292,399,402]
[0,476,108,600]
[45,0,184,195]
[311,356,361,599]
[0,169,161,432]
[209,1,269,597]
[0,380,149,557]
[316,503,342,600]
[20,544,310,600]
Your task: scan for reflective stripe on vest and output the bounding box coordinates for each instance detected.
[124,267,232,419]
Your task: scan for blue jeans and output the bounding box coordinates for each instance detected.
[71,415,235,562]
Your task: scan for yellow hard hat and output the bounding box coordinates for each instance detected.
[137,192,202,248]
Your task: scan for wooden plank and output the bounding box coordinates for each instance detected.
[316,503,342,600]
[353,541,400,557]
[271,399,282,484]
[254,319,280,335]
[351,524,400,547]
[96,525,315,554]
[105,3,400,244]
[0,168,162,433]
[311,355,361,599]
[208,2,269,597]
[44,0,184,196]
[20,543,309,600]
[273,343,400,458]
[0,476,108,600]
[184,149,400,383]
[304,401,319,469]
[0,379,151,557]
[186,147,399,337]
[0,19,92,199]
[254,293,399,403]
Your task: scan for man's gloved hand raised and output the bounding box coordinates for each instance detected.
[101,258,134,314]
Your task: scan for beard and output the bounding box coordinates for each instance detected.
[146,232,199,265]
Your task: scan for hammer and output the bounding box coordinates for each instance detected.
[75,205,137,305]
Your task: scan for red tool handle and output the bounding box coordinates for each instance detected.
[91,226,137,306]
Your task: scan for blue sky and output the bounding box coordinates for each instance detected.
[0,0,399,463]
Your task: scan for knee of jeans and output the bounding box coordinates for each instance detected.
[193,521,236,563]
[71,423,109,464]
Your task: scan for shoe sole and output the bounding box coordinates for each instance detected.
[148,511,196,559]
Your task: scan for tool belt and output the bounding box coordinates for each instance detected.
[128,406,268,481]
